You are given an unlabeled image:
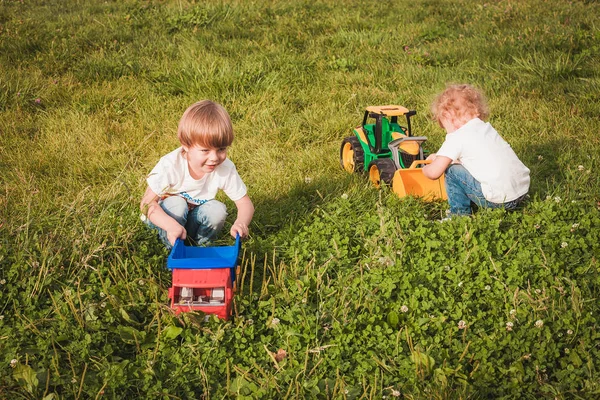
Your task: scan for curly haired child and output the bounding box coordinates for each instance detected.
[423,84,530,217]
[140,100,254,248]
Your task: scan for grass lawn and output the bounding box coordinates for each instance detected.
[1,0,600,398]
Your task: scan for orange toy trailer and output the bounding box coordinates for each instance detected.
[167,235,240,319]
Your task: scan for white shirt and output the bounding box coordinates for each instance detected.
[146,147,247,206]
[436,118,530,203]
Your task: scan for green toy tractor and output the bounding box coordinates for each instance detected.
[340,105,448,200]
[340,105,427,182]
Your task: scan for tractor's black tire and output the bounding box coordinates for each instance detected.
[340,136,364,173]
[368,158,397,188]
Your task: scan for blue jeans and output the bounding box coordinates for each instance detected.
[145,196,227,249]
[445,164,525,216]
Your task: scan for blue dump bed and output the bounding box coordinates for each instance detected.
[167,235,240,273]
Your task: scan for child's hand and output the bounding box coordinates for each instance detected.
[422,155,452,180]
[167,224,187,245]
[426,153,437,161]
[232,195,253,239]
[230,220,249,238]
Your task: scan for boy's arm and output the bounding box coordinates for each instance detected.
[422,155,452,180]
[140,186,186,245]
[230,195,254,238]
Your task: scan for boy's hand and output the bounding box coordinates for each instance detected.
[167,224,187,245]
[232,195,254,239]
[141,186,188,246]
[426,153,437,161]
[230,220,249,238]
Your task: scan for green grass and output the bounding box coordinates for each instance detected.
[1,0,600,398]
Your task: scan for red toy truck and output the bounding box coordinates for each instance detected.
[167,235,240,319]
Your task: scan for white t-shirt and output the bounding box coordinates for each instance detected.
[146,147,247,206]
[436,118,530,203]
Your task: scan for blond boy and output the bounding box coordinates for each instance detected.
[140,100,254,247]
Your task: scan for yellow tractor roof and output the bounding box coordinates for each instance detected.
[366,105,410,116]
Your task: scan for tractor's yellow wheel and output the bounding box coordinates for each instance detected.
[340,136,364,173]
[368,159,396,188]
[341,143,355,172]
[369,163,382,188]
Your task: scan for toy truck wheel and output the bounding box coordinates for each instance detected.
[368,159,396,188]
[340,136,364,173]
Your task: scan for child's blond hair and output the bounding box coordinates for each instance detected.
[431,84,489,127]
[177,100,234,149]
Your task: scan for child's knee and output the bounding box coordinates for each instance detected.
[445,164,465,178]
[197,200,227,229]
[160,196,188,224]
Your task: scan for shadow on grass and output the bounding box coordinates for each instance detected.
[520,139,563,197]
[249,173,359,241]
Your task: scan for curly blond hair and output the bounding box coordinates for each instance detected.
[431,84,489,127]
[177,100,233,149]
